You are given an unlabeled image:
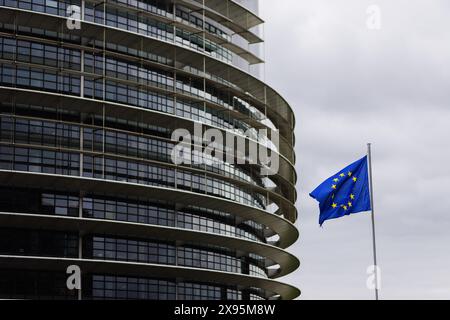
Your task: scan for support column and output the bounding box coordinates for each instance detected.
[78,234,82,300]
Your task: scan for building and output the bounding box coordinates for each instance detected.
[0,0,299,300]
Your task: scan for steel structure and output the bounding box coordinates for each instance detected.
[0,0,299,300]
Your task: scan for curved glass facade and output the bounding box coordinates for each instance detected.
[0,0,299,300]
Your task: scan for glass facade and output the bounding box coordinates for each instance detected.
[0,35,272,141]
[0,187,266,242]
[0,0,299,300]
[0,270,265,300]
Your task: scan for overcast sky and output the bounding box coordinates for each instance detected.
[260,0,450,299]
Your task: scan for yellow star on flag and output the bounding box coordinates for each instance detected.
[352,177,357,182]
[333,178,339,182]
[348,201,352,207]
[348,171,352,176]
[332,203,337,208]
[350,194,355,200]
[339,173,345,177]
[332,185,337,189]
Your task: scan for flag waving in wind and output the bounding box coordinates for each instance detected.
[310,156,371,226]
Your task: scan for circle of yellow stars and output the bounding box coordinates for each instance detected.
[330,171,358,211]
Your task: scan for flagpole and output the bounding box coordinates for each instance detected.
[367,143,379,300]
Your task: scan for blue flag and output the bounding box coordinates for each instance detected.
[310,156,371,226]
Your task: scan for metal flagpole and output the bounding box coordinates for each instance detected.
[367,143,379,300]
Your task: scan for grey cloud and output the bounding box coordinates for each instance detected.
[260,0,450,299]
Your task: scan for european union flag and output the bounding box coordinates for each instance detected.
[310,156,371,226]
